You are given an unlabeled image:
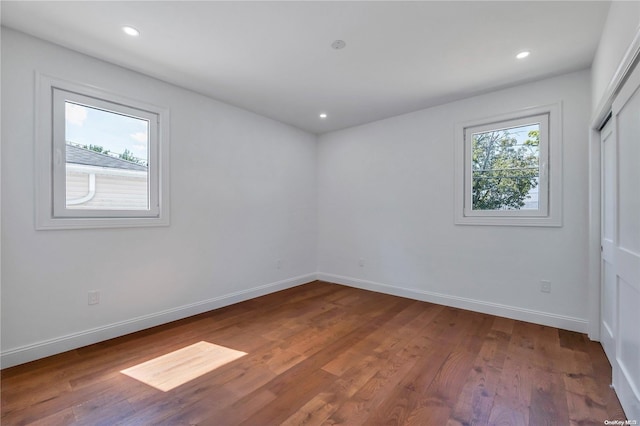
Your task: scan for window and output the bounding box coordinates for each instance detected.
[36,75,170,229]
[455,104,562,226]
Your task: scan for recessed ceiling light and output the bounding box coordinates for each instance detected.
[122,26,140,37]
[516,51,530,59]
[319,113,328,119]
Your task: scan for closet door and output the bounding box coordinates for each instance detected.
[607,61,640,420]
[600,120,615,363]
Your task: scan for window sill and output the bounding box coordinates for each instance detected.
[454,214,562,227]
[35,215,170,231]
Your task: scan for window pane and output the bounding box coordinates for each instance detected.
[471,123,540,211]
[64,102,150,210]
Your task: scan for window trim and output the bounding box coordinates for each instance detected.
[454,103,562,227]
[36,73,171,230]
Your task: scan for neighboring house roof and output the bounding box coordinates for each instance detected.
[66,144,147,172]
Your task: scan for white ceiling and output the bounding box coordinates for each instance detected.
[1,1,610,134]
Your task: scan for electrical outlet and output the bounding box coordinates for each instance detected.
[540,280,551,293]
[276,259,282,270]
[359,258,365,267]
[88,290,100,305]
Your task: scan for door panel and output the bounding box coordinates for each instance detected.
[617,88,640,254]
[618,277,639,390]
[604,60,640,421]
[601,262,615,347]
[600,121,616,362]
[602,124,615,243]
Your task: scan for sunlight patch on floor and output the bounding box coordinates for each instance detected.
[120,341,247,392]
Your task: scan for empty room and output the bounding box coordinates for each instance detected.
[1,1,639,425]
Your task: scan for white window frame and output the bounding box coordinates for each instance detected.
[454,103,562,227]
[36,74,171,229]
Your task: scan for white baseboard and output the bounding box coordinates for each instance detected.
[3,272,589,368]
[1,273,317,368]
[318,273,588,334]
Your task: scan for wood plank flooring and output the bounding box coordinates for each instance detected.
[1,281,627,425]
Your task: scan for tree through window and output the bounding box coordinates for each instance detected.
[471,123,540,211]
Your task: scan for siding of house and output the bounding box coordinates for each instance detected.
[66,169,148,210]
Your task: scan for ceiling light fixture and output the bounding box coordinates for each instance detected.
[516,51,530,59]
[122,26,140,37]
[319,113,328,119]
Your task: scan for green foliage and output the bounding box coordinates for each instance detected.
[76,143,145,166]
[83,144,110,156]
[119,149,141,164]
[472,128,539,210]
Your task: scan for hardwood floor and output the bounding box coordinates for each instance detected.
[1,281,626,425]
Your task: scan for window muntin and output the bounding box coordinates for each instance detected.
[465,114,548,217]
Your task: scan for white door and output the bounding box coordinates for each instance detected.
[603,61,640,420]
[600,120,616,363]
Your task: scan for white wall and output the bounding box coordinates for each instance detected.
[1,28,318,367]
[592,1,640,113]
[317,70,592,332]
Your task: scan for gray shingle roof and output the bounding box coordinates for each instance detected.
[66,144,147,171]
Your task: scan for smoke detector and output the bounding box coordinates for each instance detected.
[331,40,346,50]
